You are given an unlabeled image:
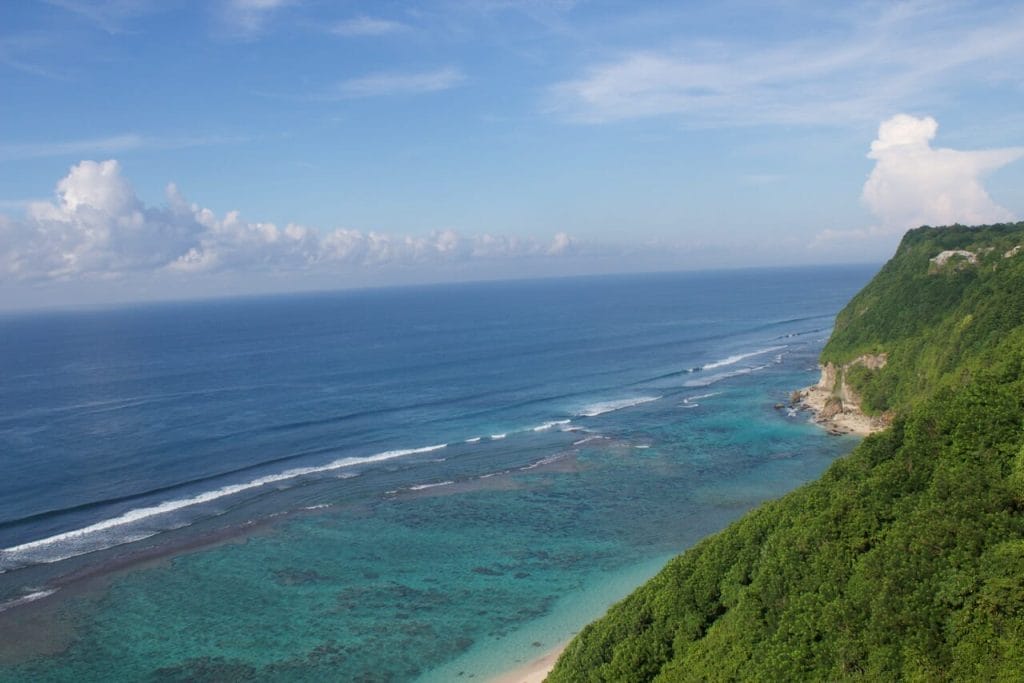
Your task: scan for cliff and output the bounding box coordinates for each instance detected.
[795,354,891,435]
[548,222,1024,682]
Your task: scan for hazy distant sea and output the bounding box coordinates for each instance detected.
[0,266,874,681]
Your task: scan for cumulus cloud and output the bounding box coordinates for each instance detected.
[3,161,204,279]
[0,160,576,282]
[862,114,1024,232]
[811,114,1024,250]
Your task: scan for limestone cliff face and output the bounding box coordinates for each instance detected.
[816,353,888,413]
[815,363,838,391]
[796,352,890,436]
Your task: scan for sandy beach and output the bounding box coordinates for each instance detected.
[491,643,566,683]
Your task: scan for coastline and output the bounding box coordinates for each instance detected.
[490,643,565,683]
[417,554,681,683]
[792,383,887,437]
[487,375,878,683]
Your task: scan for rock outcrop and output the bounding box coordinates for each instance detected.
[795,353,890,435]
[929,249,978,273]
[930,249,977,266]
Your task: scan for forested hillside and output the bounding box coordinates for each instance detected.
[549,223,1024,681]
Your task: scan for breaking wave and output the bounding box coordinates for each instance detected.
[0,443,447,569]
[577,396,661,417]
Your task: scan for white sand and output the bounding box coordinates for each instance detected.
[490,644,566,683]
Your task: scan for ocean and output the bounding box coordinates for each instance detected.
[0,266,875,681]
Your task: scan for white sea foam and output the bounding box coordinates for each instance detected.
[683,392,720,404]
[0,443,447,565]
[573,435,609,446]
[0,588,57,613]
[489,433,507,440]
[519,453,567,471]
[465,436,482,443]
[577,396,660,417]
[408,480,455,491]
[532,419,571,432]
[700,345,786,371]
[683,363,772,388]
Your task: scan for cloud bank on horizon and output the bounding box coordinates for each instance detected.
[3,111,1021,286]
[0,160,574,282]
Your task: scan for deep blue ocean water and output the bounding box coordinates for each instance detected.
[0,266,875,681]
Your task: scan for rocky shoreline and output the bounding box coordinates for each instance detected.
[790,383,888,436]
[791,354,892,437]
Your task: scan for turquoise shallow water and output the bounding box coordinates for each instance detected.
[1,386,855,682]
[0,267,873,681]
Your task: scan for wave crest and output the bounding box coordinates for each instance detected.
[577,396,660,417]
[0,443,447,569]
[699,346,786,371]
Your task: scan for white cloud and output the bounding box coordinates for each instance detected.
[331,16,410,37]
[5,161,206,279]
[862,114,1024,232]
[549,4,1024,126]
[810,113,1024,251]
[220,0,293,39]
[0,160,576,282]
[331,67,465,98]
[547,231,574,255]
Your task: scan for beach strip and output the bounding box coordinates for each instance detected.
[490,643,566,683]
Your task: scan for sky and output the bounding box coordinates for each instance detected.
[2,0,1024,310]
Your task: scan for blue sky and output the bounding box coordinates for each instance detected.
[2,0,1024,309]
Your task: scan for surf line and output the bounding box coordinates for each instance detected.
[2,443,448,559]
[691,345,787,373]
[577,396,661,418]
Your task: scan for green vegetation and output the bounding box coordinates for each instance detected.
[549,223,1024,681]
[822,222,1024,413]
